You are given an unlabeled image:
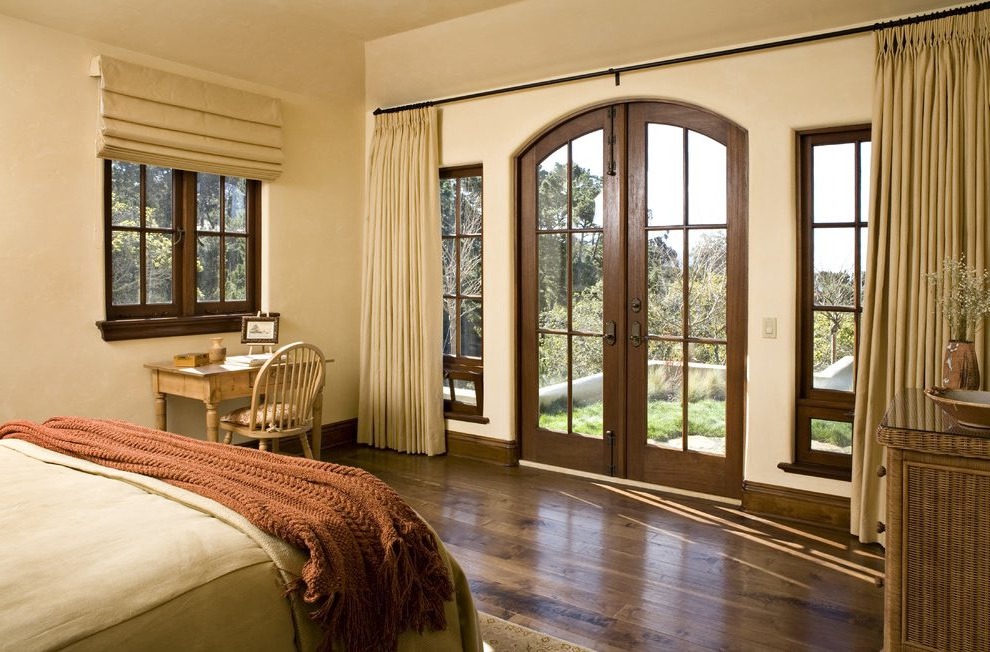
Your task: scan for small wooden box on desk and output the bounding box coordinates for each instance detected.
[878,389,990,651]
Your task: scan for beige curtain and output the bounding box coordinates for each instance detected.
[357,107,445,455]
[91,56,283,180]
[852,10,990,544]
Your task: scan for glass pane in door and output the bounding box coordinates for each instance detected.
[572,231,603,333]
[687,343,726,455]
[647,340,682,450]
[687,131,726,225]
[644,124,731,457]
[647,124,684,227]
[535,130,606,439]
[538,333,568,431]
[572,335,603,437]
[571,131,604,228]
[538,145,568,230]
[538,233,568,329]
[688,229,726,340]
[647,230,683,337]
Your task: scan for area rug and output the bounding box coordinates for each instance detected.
[478,611,594,651]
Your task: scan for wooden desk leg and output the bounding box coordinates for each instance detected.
[205,402,219,443]
[311,392,323,460]
[154,392,167,432]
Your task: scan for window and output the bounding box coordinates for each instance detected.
[783,126,871,480]
[441,166,485,420]
[98,160,261,340]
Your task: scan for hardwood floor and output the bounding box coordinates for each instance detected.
[331,445,885,651]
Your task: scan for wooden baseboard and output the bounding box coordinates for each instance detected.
[446,430,518,466]
[262,418,357,456]
[320,418,358,449]
[741,480,850,531]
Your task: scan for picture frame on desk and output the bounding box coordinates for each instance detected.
[241,315,279,344]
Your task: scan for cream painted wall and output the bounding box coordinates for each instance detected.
[0,15,365,438]
[367,14,876,497]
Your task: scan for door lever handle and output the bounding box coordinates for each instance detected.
[629,321,642,347]
[604,320,616,346]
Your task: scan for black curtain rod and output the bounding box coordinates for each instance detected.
[373,1,989,115]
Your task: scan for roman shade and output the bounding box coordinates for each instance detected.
[90,56,283,181]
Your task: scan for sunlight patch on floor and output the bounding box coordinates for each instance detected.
[591,481,882,584]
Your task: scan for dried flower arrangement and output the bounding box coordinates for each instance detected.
[925,256,990,341]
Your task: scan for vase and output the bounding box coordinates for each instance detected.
[208,337,226,363]
[942,340,980,390]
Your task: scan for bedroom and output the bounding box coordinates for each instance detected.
[0,0,985,649]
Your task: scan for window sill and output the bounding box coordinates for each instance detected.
[444,412,490,424]
[96,314,249,341]
[778,461,851,482]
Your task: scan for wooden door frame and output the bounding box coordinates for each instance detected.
[623,101,748,498]
[517,107,623,474]
[516,100,747,498]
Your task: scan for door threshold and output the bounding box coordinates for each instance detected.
[518,460,742,506]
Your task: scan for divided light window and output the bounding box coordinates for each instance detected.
[100,160,260,340]
[441,166,485,419]
[786,126,871,480]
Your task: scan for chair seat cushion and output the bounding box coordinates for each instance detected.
[220,403,304,431]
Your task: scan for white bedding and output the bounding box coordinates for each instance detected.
[0,438,481,651]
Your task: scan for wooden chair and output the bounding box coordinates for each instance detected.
[220,341,326,458]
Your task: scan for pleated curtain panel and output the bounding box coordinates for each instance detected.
[90,56,283,180]
[358,107,445,455]
[852,10,990,544]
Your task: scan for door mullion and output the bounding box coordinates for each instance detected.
[607,102,628,477]
[681,228,690,453]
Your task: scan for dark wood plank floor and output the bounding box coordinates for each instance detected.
[331,445,885,651]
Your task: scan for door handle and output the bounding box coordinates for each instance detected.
[629,321,642,347]
[604,320,616,346]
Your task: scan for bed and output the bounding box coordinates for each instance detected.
[0,418,481,652]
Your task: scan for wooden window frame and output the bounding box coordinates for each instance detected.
[781,125,871,481]
[441,165,486,422]
[97,160,261,341]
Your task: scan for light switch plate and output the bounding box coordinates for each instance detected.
[762,317,777,339]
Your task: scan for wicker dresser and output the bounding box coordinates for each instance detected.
[878,389,990,651]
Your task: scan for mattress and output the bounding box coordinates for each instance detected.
[0,439,481,651]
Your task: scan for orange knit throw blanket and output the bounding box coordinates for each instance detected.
[0,417,453,652]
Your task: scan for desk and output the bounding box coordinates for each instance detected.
[877,389,990,651]
[144,360,323,454]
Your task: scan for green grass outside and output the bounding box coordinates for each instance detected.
[810,418,853,451]
[540,399,726,441]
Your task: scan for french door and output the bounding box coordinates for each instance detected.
[518,101,747,498]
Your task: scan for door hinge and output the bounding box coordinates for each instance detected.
[607,107,617,176]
